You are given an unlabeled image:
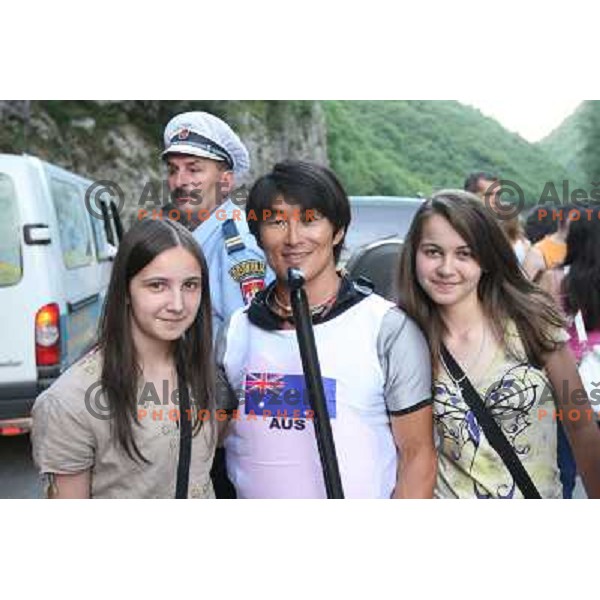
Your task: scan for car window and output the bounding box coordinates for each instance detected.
[0,173,23,287]
[85,185,116,262]
[50,178,94,269]
[343,199,422,262]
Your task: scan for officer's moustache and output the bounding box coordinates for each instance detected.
[171,188,204,205]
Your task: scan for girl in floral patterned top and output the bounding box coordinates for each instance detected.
[397,191,600,499]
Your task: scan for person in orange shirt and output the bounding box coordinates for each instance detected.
[523,205,574,281]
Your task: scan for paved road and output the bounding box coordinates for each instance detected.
[0,434,42,499]
[0,432,587,500]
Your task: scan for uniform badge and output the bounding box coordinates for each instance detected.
[177,128,190,140]
[229,259,267,305]
[240,277,265,304]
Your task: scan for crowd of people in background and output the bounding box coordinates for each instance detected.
[30,113,600,500]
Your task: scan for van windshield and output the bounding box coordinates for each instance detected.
[0,173,22,287]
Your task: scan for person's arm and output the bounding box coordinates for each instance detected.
[545,344,600,498]
[214,316,241,446]
[216,367,238,445]
[538,269,564,308]
[377,307,437,498]
[47,472,91,499]
[538,269,555,296]
[523,246,545,281]
[390,406,437,498]
[32,384,96,499]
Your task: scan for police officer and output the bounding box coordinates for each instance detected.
[162,111,273,498]
[162,111,273,335]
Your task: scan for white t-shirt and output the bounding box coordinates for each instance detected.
[219,290,431,498]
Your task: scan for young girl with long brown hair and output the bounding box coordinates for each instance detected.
[398,190,600,499]
[32,218,216,498]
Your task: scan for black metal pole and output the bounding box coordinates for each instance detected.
[287,267,344,499]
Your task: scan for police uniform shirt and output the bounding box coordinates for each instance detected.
[217,278,433,499]
[192,198,274,335]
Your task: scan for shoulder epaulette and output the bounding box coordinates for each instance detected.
[222,218,246,254]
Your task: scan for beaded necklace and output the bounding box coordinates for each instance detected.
[267,285,339,323]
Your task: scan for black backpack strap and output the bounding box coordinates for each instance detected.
[175,369,192,499]
[440,345,542,499]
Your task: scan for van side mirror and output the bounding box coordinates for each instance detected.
[23,224,51,245]
[106,243,118,261]
[110,201,124,242]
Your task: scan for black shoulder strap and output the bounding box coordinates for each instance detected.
[175,369,192,499]
[440,345,542,499]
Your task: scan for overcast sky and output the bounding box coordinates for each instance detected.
[458,100,582,143]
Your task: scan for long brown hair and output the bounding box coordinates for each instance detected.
[562,204,600,329]
[398,190,565,371]
[98,218,215,463]
[501,215,525,244]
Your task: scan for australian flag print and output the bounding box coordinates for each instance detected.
[244,372,337,418]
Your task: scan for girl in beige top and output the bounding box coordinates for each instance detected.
[32,218,217,498]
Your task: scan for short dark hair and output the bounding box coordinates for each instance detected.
[524,205,558,243]
[246,160,351,262]
[464,171,498,193]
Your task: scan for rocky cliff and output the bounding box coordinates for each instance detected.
[0,100,328,223]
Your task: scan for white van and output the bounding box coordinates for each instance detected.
[0,154,122,435]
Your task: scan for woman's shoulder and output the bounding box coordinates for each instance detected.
[503,317,569,366]
[496,319,530,363]
[34,349,103,416]
[32,350,102,477]
[53,349,102,393]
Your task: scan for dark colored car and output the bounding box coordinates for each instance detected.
[343,196,424,263]
[343,196,424,302]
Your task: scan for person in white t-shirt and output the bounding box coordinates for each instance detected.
[217,160,436,498]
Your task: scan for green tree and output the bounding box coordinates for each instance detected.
[580,101,600,181]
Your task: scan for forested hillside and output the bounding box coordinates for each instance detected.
[325,100,580,203]
[0,100,584,213]
[538,103,586,182]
